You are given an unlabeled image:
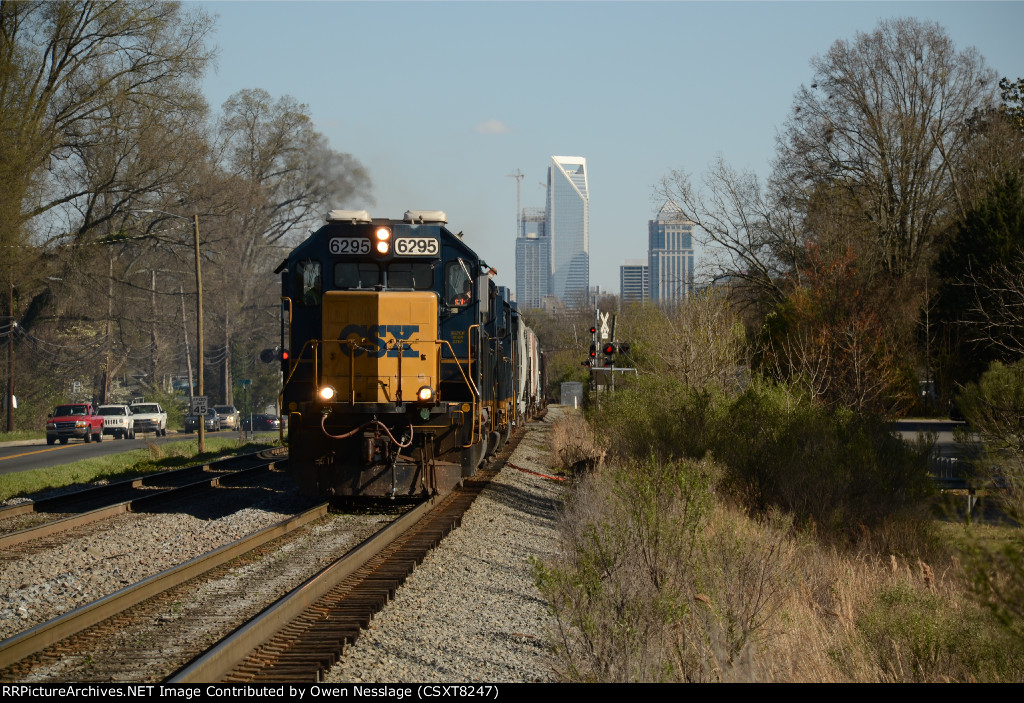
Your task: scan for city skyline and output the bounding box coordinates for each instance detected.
[197,2,1023,292]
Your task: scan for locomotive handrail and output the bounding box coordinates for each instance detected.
[278,296,294,443]
[466,324,483,447]
[437,338,480,448]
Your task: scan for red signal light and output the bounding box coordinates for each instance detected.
[603,343,614,355]
[280,350,289,361]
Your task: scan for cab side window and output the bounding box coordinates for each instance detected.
[296,260,322,306]
[446,262,472,306]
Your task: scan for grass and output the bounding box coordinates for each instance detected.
[0,430,46,442]
[0,436,281,502]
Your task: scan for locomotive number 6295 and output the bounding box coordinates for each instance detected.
[394,237,439,256]
[329,238,371,255]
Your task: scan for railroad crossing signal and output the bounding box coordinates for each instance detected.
[260,346,289,363]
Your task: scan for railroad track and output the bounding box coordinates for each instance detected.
[0,450,285,550]
[176,425,529,683]
[0,420,536,683]
[0,502,402,682]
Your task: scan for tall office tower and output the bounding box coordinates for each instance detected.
[648,200,695,303]
[620,260,649,303]
[514,207,550,308]
[546,156,589,303]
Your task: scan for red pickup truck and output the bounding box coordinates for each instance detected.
[45,403,105,445]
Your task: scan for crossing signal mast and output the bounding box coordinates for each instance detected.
[583,310,636,390]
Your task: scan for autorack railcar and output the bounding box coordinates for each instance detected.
[276,210,543,498]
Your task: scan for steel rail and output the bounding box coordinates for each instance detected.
[0,463,278,550]
[0,447,284,522]
[169,496,437,683]
[0,502,329,671]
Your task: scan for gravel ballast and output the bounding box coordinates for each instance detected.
[0,470,319,640]
[324,408,567,683]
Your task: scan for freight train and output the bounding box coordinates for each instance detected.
[276,210,544,498]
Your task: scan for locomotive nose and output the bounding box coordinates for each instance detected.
[321,290,439,404]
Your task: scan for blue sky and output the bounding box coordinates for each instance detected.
[195,1,1024,293]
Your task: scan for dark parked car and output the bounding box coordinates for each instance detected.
[184,408,221,433]
[242,414,282,431]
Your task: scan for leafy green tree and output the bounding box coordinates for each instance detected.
[955,359,1024,644]
[933,175,1024,388]
[1001,77,1024,131]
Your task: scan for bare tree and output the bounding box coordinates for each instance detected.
[619,293,746,390]
[0,1,214,250]
[775,17,997,279]
[658,159,806,312]
[661,19,998,298]
[199,89,373,402]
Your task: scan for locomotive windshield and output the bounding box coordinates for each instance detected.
[332,262,433,290]
[387,262,433,289]
[334,262,380,289]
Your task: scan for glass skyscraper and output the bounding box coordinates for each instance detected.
[546,156,589,302]
[620,260,649,303]
[649,201,695,303]
[514,207,550,309]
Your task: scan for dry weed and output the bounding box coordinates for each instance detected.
[550,412,605,474]
[145,439,163,460]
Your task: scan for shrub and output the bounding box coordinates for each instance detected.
[536,456,792,682]
[954,359,1024,645]
[855,578,1021,681]
[589,375,725,463]
[551,412,605,474]
[591,375,934,541]
[713,381,934,538]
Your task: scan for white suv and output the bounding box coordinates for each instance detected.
[98,405,135,440]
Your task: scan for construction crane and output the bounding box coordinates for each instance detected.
[507,168,524,236]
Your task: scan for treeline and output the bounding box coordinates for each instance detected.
[0,2,371,427]
[658,18,1024,414]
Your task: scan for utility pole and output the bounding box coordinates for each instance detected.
[193,213,205,454]
[6,264,13,433]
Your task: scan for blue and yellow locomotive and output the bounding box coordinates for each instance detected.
[277,210,543,498]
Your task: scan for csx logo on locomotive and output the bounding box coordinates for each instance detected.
[338,324,421,358]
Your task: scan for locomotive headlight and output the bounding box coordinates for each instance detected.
[318,385,337,401]
[375,227,391,241]
[416,386,434,403]
[375,240,390,254]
